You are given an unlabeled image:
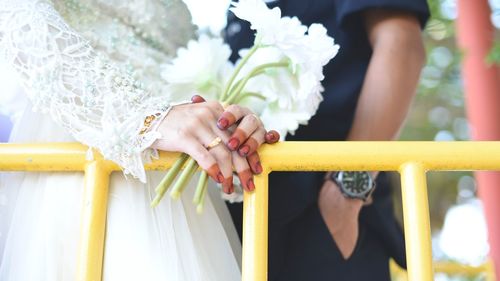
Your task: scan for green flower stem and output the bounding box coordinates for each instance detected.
[226,68,265,99]
[226,79,243,100]
[170,158,199,200]
[196,178,209,214]
[151,46,291,210]
[220,44,260,101]
[193,171,209,205]
[151,153,189,207]
[225,70,264,101]
[225,61,289,104]
[234,92,267,104]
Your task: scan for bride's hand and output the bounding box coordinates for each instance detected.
[151,96,274,193]
[151,100,232,192]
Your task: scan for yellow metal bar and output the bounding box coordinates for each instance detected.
[258,141,500,171]
[242,170,269,281]
[399,162,433,281]
[487,260,497,281]
[434,261,492,276]
[2,141,500,281]
[0,143,88,171]
[0,143,179,172]
[77,160,111,281]
[391,260,496,280]
[2,141,500,171]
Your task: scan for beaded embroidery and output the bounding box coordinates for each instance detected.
[0,0,195,182]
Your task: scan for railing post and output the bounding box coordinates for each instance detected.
[487,260,497,281]
[77,160,111,281]
[242,170,269,281]
[399,162,434,281]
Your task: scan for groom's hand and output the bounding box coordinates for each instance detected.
[318,176,363,260]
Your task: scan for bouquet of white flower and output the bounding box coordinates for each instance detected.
[151,0,339,212]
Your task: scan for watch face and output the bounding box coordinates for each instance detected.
[338,171,373,198]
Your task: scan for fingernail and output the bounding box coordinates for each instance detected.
[239,145,250,156]
[227,138,240,150]
[247,179,255,191]
[217,118,229,130]
[266,132,278,143]
[255,161,263,174]
[223,177,233,194]
[217,172,224,183]
[191,95,205,103]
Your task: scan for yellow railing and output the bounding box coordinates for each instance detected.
[391,260,496,281]
[0,142,499,281]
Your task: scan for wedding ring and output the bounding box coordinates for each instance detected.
[206,137,222,150]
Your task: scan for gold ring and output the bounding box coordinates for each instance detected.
[206,137,222,150]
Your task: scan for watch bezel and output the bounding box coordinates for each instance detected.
[331,171,375,200]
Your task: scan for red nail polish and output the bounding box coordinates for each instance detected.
[247,179,255,191]
[255,162,263,174]
[227,138,240,150]
[268,132,278,142]
[217,172,224,183]
[223,177,233,194]
[191,95,205,103]
[217,118,229,129]
[239,145,250,156]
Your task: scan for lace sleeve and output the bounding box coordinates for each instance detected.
[0,0,171,182]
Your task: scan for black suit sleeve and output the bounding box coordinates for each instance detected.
[333,0,430,29]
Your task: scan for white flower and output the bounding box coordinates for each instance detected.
[239,46,324,106]
[161,35,234,100]
[230,0,339,73]
[253,69,323,137]
[301,24,340,80]
[163,1,339,139]
[259,90,323,138]
[296,71,324,105]
[230,1,307,53]
[229,0,282,41]
[237,47,297,108]
[307,24,340,66]
[236,47,324,136]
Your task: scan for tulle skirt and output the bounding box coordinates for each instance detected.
[0,105,242,281]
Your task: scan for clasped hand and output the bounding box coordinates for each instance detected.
[151,95,279,194]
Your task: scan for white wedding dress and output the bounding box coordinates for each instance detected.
[0,0,242,280]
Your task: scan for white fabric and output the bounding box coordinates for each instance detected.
[0,0,242,280]
[0,0,196,182]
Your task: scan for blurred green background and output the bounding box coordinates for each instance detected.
[389,1,498,279]
[392,0,500,227]
[394,0,469,229]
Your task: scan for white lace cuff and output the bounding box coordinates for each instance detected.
[84,104,171,183]
[109,100,192,183]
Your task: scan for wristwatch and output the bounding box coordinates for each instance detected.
[329,171,376,201]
